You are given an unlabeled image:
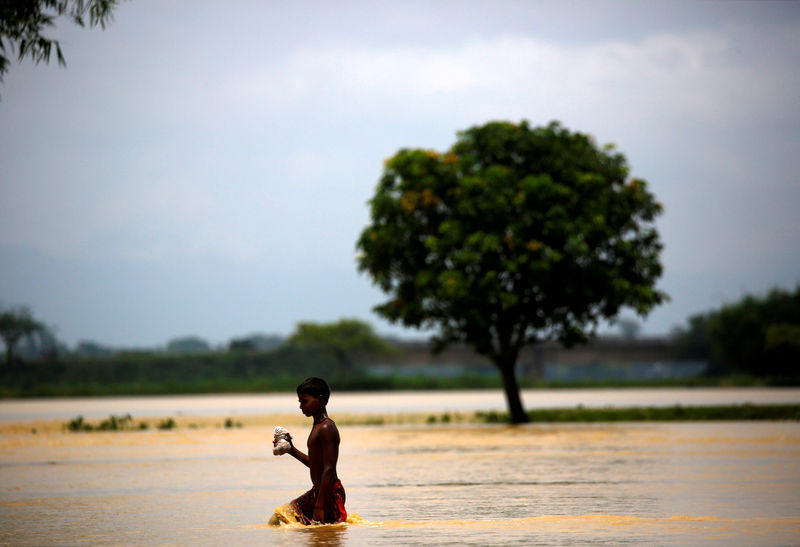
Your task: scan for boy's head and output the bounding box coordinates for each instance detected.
[296,377,331,405]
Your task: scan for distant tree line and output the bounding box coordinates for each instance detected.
[0,344,347,397]
[2,288,799,397]
[0,317,397,396]
[671,285,800,379]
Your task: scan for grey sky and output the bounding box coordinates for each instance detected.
[1,0,799,348]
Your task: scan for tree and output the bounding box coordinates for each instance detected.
[357,120,666,423]
[228,333,284,353]
[670,313,712,362]
[764,323,800,376]
[0,0,121,85]
[288,319,394,378]
[705,285,800,377]
[0,305,45,364]
[166,336,211,354]
[75,339,114,357]
[18,323,62,359]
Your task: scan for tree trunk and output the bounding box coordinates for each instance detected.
[497,358,528,424]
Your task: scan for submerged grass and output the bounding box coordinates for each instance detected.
[58,404,800,432]
[65,414,148,432]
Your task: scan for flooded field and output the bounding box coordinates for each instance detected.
[1,390,799,545]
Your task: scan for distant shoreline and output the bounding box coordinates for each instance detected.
[1,403,798,435]
[2,373,798,399]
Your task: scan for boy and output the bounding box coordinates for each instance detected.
[273,377,347,525]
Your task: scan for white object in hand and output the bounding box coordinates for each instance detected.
[273,426,291,455]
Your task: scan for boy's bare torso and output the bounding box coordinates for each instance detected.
[307,418,340,487]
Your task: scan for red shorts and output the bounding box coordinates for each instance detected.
[290,479,347,524]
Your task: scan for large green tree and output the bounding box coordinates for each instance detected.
[357,120,666,423]
[0,0,121,84]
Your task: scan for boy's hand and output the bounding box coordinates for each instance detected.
[272,433,292,446]
[272,426,293,455]
[312,507,325,523]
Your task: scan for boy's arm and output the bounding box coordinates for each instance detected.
[312,424,340,523]
[285,434,310,468]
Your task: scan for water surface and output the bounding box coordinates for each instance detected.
[1,406,798,545]
[2,387,799,421]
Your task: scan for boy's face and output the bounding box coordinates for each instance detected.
[298,393,324,416]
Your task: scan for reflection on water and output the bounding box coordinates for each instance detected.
[1,411,799,544]
[295,524,349,547]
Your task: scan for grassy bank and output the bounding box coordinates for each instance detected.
[40,404,800,434]
[470,404,800,423]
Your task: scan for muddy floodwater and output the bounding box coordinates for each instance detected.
[1,390,799,545]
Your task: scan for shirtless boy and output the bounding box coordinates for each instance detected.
[274,377,347,524]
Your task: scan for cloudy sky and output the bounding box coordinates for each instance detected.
[1,0,798,348]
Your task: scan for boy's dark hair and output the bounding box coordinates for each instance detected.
[296,377,331,404]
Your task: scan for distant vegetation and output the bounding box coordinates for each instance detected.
[671,285,800,379]
[1,287,799,398]
[166,336,211,354]
[59,404,800,432]
[474,404,800,423]
[0,305,47,364]
[66,414,146,432]
[64,414,183,432]
[0,344,345,397]
[289,319,395,374]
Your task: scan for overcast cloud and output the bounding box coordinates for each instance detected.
[1,1,798,347]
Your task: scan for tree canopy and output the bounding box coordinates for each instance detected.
[356,120,666,422]
[0,0,121,85]
[672,285,800,378]
[288,319,394,379]
[707,286,800,377]
[166,336,212,355]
